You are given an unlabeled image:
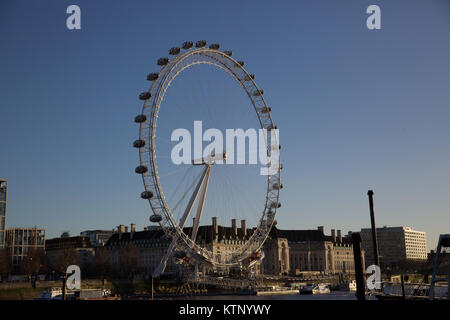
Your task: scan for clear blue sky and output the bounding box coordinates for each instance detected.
[1,0,449,250]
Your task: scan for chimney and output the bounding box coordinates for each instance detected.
[125,226,129,233]
[118,225,124,240]
[130,224,136,239]
[212,217,218,234]
[337,230,342,243]
[331,229,336,242]
[232,219,237,236]
[318,226,324,234]
[241,220,247,237]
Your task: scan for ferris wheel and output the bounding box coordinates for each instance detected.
[133,41,282,277]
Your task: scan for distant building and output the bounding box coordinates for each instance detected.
[80,229,114,247]
[263,226,362,276]
[45,236,95,271]
[5,227,46,273]
[361,226,427,268]
[0,179,7,248]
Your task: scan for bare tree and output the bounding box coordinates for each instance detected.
[119,242,140,281]
[93,246,111,284]
[0,249,10,281]
[57,248,78,273]
[20,248,43,276]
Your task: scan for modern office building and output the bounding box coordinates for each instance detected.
[361,226,427,267]
[80,229,114,247]
[5,227,46,273]
[0,179,7,248]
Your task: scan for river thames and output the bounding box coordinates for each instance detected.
[169,292,358,300]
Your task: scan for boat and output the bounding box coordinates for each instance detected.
[37,287,111,300]
[37,287,63,300]
[340,280,357,292]
[299,283,331,294]
[299,283,314,294]
[312,284,331,294]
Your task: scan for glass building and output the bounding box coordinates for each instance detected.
[0,179,7,248]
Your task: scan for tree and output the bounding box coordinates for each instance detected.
[0,249,11,281]
[93,246,111,284]
[19,248,46,287]
[20,248,43,276]
[57,248,78,273]
[119,242,140,281]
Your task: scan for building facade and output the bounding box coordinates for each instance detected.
[80,229,114,247]
[361,226,427,267]
[105,222,361,278]
[263,226,363,276]
[0,179,7,248]
[105,218,254,278]
[45,236,95,271]
[5,227,46,273]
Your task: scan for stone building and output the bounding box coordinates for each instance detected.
[105,218,253,277]
[262,226,363,275]
[262,237,289,275]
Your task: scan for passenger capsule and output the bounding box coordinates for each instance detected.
[182,41,193,49]
[139,91,151,100]
[267,124,278,131]
[253,90,264,96]
[261,107,271,113]
[244,74,255,81]
[150,214,162,223]
[169,47,181,55]
[209,43,220,50]
[195,40,207,48]
[134,114,147,123]
[147,73,159,81]
[135,165,148,174]
[270,202,281,208]
[237,61,244,67]
[140,191,153,199]
[272,183,283,190]
[223,50,232,57]
[133,139,145,148]
[157,57,169,66]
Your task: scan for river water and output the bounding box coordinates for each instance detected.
[169,292,357,300]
